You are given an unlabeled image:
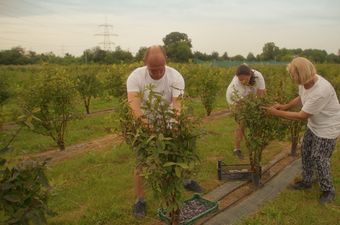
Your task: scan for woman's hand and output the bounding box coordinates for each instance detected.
[261,106,310,120]
[271,103,287,110]
[261,106,279,116]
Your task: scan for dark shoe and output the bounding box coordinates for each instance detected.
[184,180,203,193]
[233,149,244,160]
[133,201,146,218]
[289,181,312,190]
[319,191,336,204]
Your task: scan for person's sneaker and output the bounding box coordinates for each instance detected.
[132,200,146,218]
[233,149,244,160]
[184,180,203,193]
[319,191,336,204]
[289,181,312,190]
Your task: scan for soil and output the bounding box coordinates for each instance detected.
[218,184,253,208]
[20,134,122,164]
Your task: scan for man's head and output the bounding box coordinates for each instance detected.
[144,45,167,80]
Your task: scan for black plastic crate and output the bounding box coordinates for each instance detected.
[217,160,252,181]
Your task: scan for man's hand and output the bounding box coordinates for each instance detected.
[128,92,143,118]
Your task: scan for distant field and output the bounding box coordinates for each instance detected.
[0,63,339,224]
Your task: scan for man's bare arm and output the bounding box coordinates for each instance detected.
[127,92,143,118]
[172,97,182,115]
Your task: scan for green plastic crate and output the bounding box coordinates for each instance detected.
[157,194,218,225]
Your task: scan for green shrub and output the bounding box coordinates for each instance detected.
[119,86,200,225]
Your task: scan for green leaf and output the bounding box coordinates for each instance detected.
[4,194,20,203]
[24,120,34,129]
[146,135,156,144]
[175,167,181,178]
[163,162,177,167]
[176,163,189,169]
[0,157,7,166]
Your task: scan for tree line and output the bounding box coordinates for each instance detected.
[1,32,339,65]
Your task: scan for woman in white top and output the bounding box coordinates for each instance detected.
[263,57,340,204]
[226,64,266,159]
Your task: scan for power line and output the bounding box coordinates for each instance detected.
[94,18,118,51]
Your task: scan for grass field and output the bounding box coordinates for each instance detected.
[29,114,339,225]
[237,143,340,225]
[26,115,292,225]
[1,64,339,225]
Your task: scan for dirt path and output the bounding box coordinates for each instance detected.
[22,134,123,164]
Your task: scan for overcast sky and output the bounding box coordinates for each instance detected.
[0,0,339,56]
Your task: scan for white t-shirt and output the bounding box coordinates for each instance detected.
[299,75,340,139]
[226,70,266,105]
[126,65,185,106]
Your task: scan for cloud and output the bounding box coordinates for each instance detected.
[0,0,339,56]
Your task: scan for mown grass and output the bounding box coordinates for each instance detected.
[89,97,119,112]
[43,123,340,225]
[2,110,338,225]
[34,115,284,225]
[237,143,340,225]
[185,95,229,119]
[1,64,339,225]
[74,96,120,114]
[1,114,113,156]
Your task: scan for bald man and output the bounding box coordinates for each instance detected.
[126,45,203,218]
